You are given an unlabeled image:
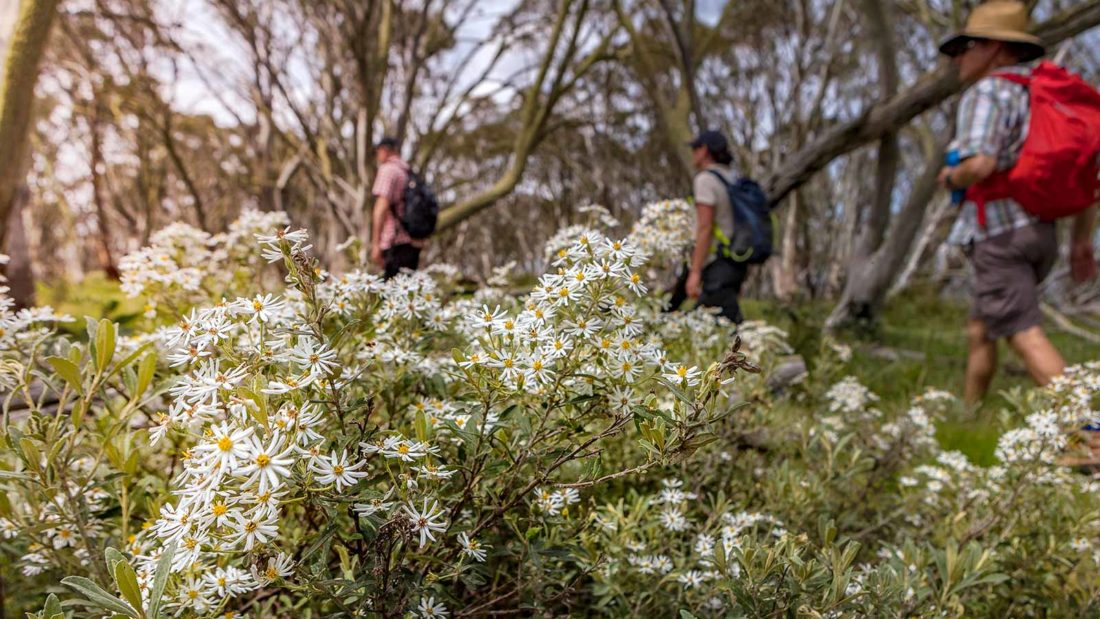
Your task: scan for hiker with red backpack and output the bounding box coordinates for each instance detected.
[937,1,1099,404]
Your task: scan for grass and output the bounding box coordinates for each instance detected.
[34,272,144,337]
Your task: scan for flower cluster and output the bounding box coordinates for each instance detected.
[5,206,1100,618]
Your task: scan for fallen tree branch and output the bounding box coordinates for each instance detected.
[1041,302,1100,344]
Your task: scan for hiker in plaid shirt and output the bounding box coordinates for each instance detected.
[371,136,425,279]
[936,1,1096,405]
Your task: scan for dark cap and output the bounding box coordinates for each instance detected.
[688,129,728,153]
[375,136,399,150]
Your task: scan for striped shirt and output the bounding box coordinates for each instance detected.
[947,64,1038,246]
[372,158,425,250]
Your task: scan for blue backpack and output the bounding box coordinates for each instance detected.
[707,170,773,264]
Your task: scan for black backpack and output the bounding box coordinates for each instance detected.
[707,170,773,264]
[397,170,439,240]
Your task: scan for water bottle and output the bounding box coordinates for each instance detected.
[945,150,966,205]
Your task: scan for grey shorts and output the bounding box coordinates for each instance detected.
[967,222,1057,340]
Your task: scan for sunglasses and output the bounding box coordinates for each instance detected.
[950,38,985,57]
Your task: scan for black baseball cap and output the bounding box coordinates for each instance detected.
[375,136,399,149]
[689,130,728,153]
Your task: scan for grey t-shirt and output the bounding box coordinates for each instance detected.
[692,164,736,258]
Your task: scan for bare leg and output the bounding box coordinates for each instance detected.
[964,319,998,405]
[1008,325,1065,386]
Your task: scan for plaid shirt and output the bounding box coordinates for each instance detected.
[947,64,1038,246]
[372,158,425,250]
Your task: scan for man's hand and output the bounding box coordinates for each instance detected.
[370,245,384,269]
[937,156,996,190]
[1070,241,1097,284]
[686,270,703,300]
[937,166,955,189]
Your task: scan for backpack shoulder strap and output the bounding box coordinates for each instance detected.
[990,70,1031,87]
[992,73,1029,86]
[705,168,734,187]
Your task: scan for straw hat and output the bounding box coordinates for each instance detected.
[938,1,1045,62]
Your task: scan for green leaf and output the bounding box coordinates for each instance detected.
[147,540,176,618]
[42,592,62,618]
[105,547,127,574]
[0,470,32,481]
[61,576,137,617]
[414,410,429,443]
[680,611,699,619]
[95,319,117,371]
[84,316,99,343]
[114,560,144,618]
[20,438,41,472]
[654,377,694,406]
[47,356,83,394]
[135,352,157,398]
[106,342,154,385]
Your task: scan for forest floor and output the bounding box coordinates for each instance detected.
[38,275,1098,467]
[745,283,1098,466]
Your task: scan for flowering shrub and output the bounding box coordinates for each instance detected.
[2,205,1100,617]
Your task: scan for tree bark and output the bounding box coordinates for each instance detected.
[826,0,901,325]
[826,134,948,328]
[0,0,60,252]
[889,194,954,298]
[771,190,800,301]
[763,0,1100,207]
[4,186,34,308]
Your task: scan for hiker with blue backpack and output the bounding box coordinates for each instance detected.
[667,129,772,324]
[371,136,439,279]
[936,1,1099,404]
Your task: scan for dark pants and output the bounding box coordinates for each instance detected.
[383,244,421,279]
[966,222,1056,340]
[666,258,748,324]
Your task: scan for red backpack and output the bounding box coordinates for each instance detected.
[968,61,1100,226]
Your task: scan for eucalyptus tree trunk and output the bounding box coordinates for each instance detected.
[0,0,58,308]
[0,0,58,250]
[826,0,901,326]
[826,136,948,328]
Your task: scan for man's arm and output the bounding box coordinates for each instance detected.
[686,204,715,299]
[938,81,1002,191]
[938,154,997,189]
[371,196,389,267]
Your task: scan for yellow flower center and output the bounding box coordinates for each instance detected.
[256,454,271,467]
[217,436,233,452]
